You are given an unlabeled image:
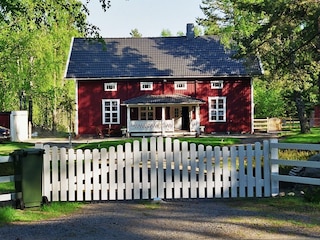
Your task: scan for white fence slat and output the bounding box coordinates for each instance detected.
[206,146,214,198]
[173,139,181,198]
[263,140,271,197]
[60,148,68,201]
[222,147,230,198]
[181,141,189,198]
[238,145,246,197]
[133,140,140,199]
[246,144,254,197]
[230,146,238,198]
[254,142,262,197]
[117,145,125,200]
[272,174,320,186]
[109,147,116,200]
[271,159,320,168]
[0,192,17,201]
[157,137,164,199]
[52,147,59,201]
[271,142,320,151]
[125,143,133,200]
[141,138,149,199]
[0,156,11,163]
[76,149,84,201]
[68,148,76,201]
[43,145,51,200]
[150,137,157,199]
[84,149,92,201]
[270,139,279,196]
[100,148,108,200]
[165,138,173,199]
[214,146,222,198]
[198,145,205,198]
[92,149,100,201]
[190,143,197,198]
[0,175,15,183]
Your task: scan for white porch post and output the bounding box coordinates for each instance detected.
[126,105,131,137]
[196,105,200,135]
[161,106,166,136]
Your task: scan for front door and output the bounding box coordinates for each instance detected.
[181,107,190,130]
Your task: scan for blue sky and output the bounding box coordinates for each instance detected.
[85,0,204,37]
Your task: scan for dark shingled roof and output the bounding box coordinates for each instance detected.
[65,37,262,79]
[123,94,205,105]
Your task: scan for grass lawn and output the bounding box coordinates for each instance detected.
[75,136,240,150]
[280,127,320,144]
[0,142,34,156]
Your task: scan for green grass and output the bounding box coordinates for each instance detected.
[0,182,14,194]
[174,136,240,147]
[0,142,34,156]
[280,127,320,144]
[0,202,83,225]
[75,137,240,151]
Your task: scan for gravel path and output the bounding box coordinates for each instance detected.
[1,199,319,240]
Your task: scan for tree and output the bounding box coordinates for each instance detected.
[130,28,142,37]
[198,0,320,133]
[161,29,172,37]
[0,0,104,132]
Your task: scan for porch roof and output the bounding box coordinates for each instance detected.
[122,94,205,105]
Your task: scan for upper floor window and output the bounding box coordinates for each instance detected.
[104,82,117,91]
[140,82,153,91]
[208,96,226,122]
[210,80,223,89]
[174,81,187,90]
[102,99,120,124]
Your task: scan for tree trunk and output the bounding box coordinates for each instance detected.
[294,91,310,133]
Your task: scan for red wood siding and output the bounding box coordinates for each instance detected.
[0,112,10,129]
[77,78,252,135]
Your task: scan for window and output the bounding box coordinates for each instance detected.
[174,81,187,90]
[208,97,226,122]
[102,99,120,124]
[210,80,223,89]
[104,82,117,91]
[140,82,153,90]
[140,106,154,120]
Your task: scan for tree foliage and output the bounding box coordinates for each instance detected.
[198,0,320,133]
[0,0,106,132]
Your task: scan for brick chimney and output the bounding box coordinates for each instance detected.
[186,23,195,39]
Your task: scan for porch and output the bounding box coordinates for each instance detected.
[122,94,205,137]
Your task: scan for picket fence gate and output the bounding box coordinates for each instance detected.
[42,137,273,202]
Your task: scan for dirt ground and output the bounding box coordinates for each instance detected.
[1,199,320,240]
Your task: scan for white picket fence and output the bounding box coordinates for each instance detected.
[42,137,273,202]
[1,138,320,203]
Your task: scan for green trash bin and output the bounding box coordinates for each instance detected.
[11,149,45,209]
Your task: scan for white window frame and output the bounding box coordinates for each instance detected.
[174,81,187,90]
[140,82,153,91]
[210,80,223,89]
[208,96,226,122]
[102,99,120,124]
[140,106,154,120]
[104,82,117,91]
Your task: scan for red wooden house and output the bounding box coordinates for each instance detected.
[65,24,262,137]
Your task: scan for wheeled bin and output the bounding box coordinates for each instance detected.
[11,149,45,209]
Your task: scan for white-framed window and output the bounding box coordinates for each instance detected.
[208,97,226,122]
[104,82,117,91]
[140,106,154,120]
[102,99,120,124]
[140,82,153,90]
[210,80,223,89]
[174,81,187,90]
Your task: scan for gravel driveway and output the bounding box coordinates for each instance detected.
[1,199,320,240]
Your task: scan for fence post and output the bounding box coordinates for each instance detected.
[270,139,279,196]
